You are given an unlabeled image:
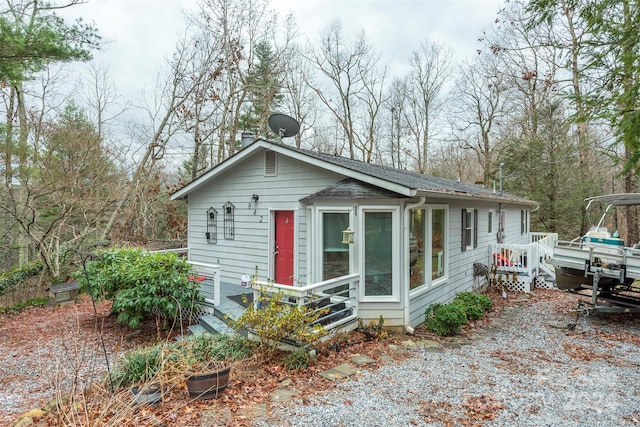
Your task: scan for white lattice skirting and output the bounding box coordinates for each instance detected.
[489,273,554,293]
[533,276,555,290]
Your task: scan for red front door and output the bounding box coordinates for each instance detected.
[274,210,295,285]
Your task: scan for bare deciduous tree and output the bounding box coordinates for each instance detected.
[449,53,509,185]
[405,40,453,173]
[305,20,387,161]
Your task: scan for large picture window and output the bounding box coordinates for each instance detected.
[410,205,448,291]
[322,212,350,280]
[364,210,395,297]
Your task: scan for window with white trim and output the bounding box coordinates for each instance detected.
[322,212,350,280]
[409,205,448,291]
[431,207,447,281]
[361,207,400,301]
[497,208,506,243]
[520,209,528,235]
[461,208,478,251]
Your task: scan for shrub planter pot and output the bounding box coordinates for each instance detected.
[185,364,231,400]
[131,383,162,405]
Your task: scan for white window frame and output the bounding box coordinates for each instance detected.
[496,208,506,243]
[463,208,475,250]
[520,209,529,235]
[411,204,448,297]
[360,206,400,303]
[312,207,355,282]
[488,209,495,235]
[429,205,448,288]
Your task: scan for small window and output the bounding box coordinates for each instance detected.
[521,210,528,235]
[461,208,478,251]
[488,210,494,234]
[265,151,277,176]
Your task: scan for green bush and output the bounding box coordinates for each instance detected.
[425,302,467,336]
[74,248,203,328]
[0,260,44,296]
[453,291,493,321]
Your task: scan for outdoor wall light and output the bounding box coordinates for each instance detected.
[341,227,355,245]
[249,193,259,214]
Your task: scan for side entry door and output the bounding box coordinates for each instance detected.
[274,210,295,285]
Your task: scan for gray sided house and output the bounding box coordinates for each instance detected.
[171,139,537,330]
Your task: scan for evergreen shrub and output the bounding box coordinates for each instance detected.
[425,302,467,336]
[454,291,494,320]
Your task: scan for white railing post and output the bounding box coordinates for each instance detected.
[187,260,221,307]
[213,269,221,307]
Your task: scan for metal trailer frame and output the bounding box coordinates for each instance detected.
[554,193,640,315]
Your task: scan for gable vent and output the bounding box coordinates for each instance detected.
[265,150,277,176]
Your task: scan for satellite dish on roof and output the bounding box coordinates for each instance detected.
[268,113,300,139]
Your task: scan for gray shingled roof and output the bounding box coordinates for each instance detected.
[171,139,536,205]
[288,145,534,204]
[300,178,409,203]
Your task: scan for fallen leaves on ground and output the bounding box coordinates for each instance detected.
[5,287,640,426]
[461,394,505,421]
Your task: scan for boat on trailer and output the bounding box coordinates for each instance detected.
[551,193,640,313]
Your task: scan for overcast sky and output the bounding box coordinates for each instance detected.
[61,0,506,104]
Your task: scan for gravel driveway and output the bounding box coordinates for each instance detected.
[260,291,640,426]
[3,290,640,426]
[0,298,153,426]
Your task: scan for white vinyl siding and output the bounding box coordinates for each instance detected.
[187,152,343,286]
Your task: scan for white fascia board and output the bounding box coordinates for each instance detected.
[416,190,538,206]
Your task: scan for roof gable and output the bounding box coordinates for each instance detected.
[171,139,535,205]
